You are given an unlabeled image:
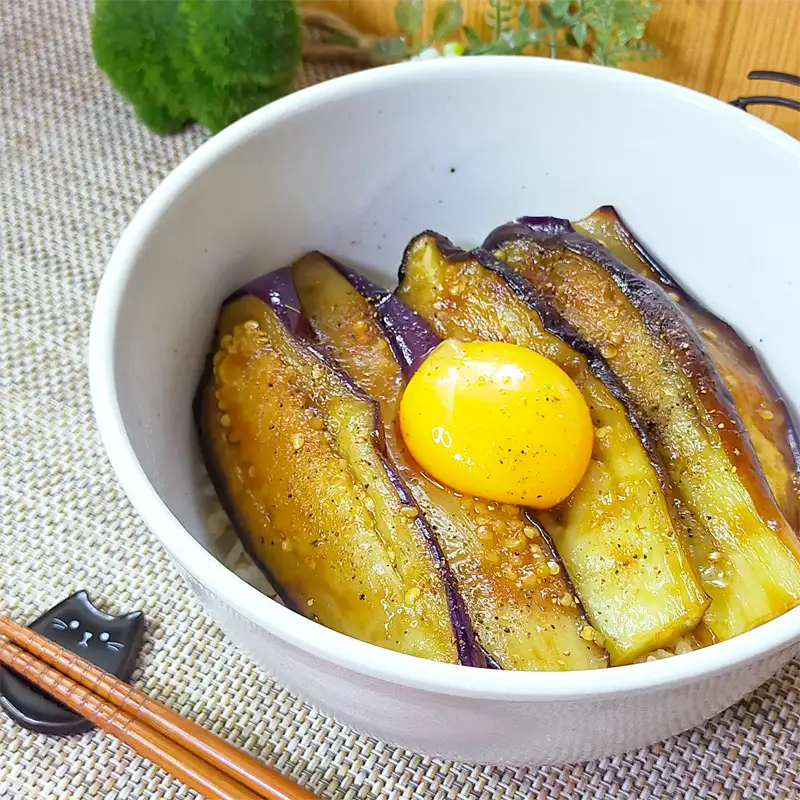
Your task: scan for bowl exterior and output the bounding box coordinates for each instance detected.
[90,57,800,765]
[182,564,798,764]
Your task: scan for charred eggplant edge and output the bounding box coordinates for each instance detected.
[397,231,688,533]
[194,267,485,667]
[337,247,613,645]
[588,205,800,502]
[484,218,795,540]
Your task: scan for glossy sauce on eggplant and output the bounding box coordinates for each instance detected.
[487,219,800,641]
[396,234,708,664]
[292,252,607,670]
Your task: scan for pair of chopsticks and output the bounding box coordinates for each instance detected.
[0,614,317,800]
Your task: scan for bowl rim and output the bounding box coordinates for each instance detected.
[90,55,800,701]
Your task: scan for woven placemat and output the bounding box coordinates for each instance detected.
[1,1,799,798]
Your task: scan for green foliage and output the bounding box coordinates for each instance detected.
[371,37,411,61]
[375,0,463,59]
[395,0,426,37]
[433,1,465,40]
[541,0,661,66]
[598,0,662,65]
[373,0,660,65]
[92,0,302,134]
[93,0,660,134]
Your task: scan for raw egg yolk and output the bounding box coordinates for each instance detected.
[399,339,593,508]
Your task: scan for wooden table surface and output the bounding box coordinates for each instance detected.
[304,0,800,138]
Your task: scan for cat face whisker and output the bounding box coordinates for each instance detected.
[51,618,68,630]
[105,642,124,651]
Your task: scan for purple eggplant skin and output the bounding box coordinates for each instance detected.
[194,267,484,667]
[292,251,608,670]
[485,219,800,640]
[573,206,800,530]
[332,262,440,379]
[394,233,713,663]
[484,217,779,523]
[399,231,688,513]
[399,232,659,439]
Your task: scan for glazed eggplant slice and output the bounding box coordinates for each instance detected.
[394,234,709,664]
[292,252,608,670]
[195,269,481,665]
[485,219,800,640]
[575,206,800,530]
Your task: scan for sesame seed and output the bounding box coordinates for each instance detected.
[307,598,315,607]
[600,344,618,359]
[281,540,292,552]
[506,518,524,533]
[580,625,596,642]
[708,551,721,562]
[248,466,257,478]
[502,536,524,550]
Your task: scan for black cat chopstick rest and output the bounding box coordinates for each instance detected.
[0,591,145,735]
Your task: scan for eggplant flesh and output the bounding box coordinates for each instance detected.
[486,220,800,641]
[395,234,708,664]
[195,273,476,664]
[292,251,607,670]
[575,206,800,530]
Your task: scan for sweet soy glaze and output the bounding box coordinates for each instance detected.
[399,339,594,509]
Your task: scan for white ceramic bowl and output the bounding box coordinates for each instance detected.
[89,57,800,766]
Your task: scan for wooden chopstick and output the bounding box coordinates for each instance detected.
[0,614,316,800]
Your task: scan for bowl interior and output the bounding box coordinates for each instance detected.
[98,58,800,679]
